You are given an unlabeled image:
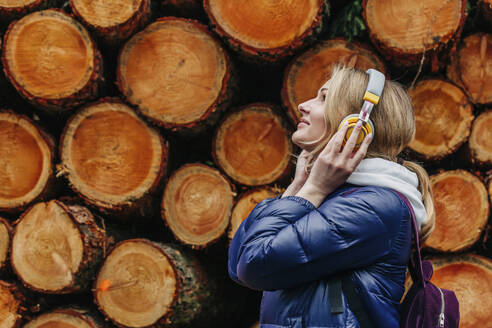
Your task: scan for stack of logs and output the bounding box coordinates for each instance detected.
[0,0,491,327]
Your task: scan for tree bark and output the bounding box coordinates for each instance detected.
[467,110,492,166]
[162,163,235,249]
[447,33,492,105]
[281,38,386,124]
[363,0,466,70]
[24,307,105,328]
[0,0,59,25]
[70,0,152,46]
[58,99,168,218]
[1,9,103,111]
[213,103,294,186]
[407,79,474,160]
[0,280,47,328]
[11,200,107,294]
[0,110,57,214]
[228,186,282,241]
[94,239,218,328]
[0,217,12,276]
[204,0,330,63]
[117,17,235,135]
[424,170,489,253]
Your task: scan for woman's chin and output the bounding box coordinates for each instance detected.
[292,135,315,151]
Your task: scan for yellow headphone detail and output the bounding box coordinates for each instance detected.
[337,69,385,151]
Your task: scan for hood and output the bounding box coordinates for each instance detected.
[346,158,427,231]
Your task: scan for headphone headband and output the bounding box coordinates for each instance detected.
[363,69,385,105]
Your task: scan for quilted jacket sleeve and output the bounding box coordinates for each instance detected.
[228,187,405,291]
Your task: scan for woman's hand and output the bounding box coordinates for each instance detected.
[281,150,310,198]
[293,149,310,185]
[296,120,372,207]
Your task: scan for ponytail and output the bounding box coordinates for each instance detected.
[401,160,435,244]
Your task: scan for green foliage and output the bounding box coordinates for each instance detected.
[327,0,367,41]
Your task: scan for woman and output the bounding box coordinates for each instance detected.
[228,65,435,328]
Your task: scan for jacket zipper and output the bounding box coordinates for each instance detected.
[438,287,445,327]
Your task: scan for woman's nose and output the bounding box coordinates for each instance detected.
[298,103,309,115]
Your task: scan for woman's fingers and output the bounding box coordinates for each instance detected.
[322,121,349,156]
[341,120,363,158]
[350,133,372,167]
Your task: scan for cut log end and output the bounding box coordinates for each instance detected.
[95,239,177,328]
[469,110,492,166]
[282,39,386,123]
[118,18,230,131]
[425,170,489,252]
[71,0,144,28]
[60,100,166,211]
[363,0,465,66]
[70,0,151,46]
[447,33,492,105]
[205,0,323,50]
[24,310,97,328]
[12,201,84,292]
[229,187,281,240]
[12,200,106,293]
[2,10,98,106]
[214,104,293,186]
[0,111,53,212]
[408,80,474,160]
[162,164,234,248]
[0,217,11,272]
[0,281,22,328]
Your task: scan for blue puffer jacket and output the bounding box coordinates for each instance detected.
[228,184,413,328]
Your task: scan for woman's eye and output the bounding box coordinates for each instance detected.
[320,93,326,102]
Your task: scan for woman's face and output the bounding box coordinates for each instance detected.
[292,80,329,151]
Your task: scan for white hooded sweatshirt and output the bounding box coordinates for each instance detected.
[346,157,427,230]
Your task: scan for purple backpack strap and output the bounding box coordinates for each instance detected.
[393,191,425,287]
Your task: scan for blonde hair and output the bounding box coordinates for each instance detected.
[303,65,435,243]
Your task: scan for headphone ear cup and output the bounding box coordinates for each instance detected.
[337,114,374,150]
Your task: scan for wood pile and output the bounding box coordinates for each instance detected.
[0,0,490,327]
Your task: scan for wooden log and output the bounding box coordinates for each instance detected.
[0,280,36,328]
[405,254,492,328]
[228,186,281,241]
[363,0,466,70]
[11,200,107,294]
[161,163,235,249]
[447,33,492,105]
[204,0,329,63]
[70,0,152,46]
[1,9,103,111]
[281,39,386,124]
[468,110,492,166]
[94,239,217,328]
[407,79,474,160]
[0,0,58,25]
[213,103,294,186]
[0,280,22,328]
[117,17,235,135]
[0,110,56,214]
[424,170,489,252]
[58,99,168,217]
[24,308,105,328]
[0,217,12,275]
